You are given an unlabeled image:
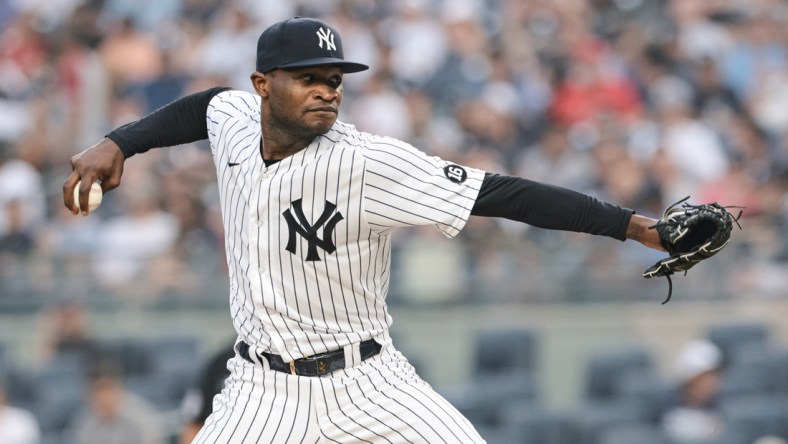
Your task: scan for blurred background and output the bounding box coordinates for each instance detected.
[0,0,786,443]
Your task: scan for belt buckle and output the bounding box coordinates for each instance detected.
[289,360,297,375]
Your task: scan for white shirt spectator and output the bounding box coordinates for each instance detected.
[663,118,729,184]
[0,404,41,444]
[383,2,447,85]
[0,158,45,237]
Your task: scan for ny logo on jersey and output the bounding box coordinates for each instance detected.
[316,27,336,51]
[283,199,344,261]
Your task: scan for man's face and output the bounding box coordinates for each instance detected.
[90,377,123,419]
[255,66,344,137]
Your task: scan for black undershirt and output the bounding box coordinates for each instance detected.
[107,88,633,241]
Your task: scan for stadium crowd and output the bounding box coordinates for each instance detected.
[0,1,787,443]
[0,0,786,305]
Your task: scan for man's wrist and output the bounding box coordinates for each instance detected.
[627,214,665,251]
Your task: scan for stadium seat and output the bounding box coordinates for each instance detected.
[472,327,538,377]
[446,372,540,427]
[145,335,200,375]
[572,399,649,444]
[31,355,88,434]
[707,321,770,366]
[583,346,654,401]
[613,372,675,424]
[0,342,7,373]
[100,338,153,377]
[718,346,788,400]
[721,394,788,442]
[598,423,669,444]
[500,404,583,444]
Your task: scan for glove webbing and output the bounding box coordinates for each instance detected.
[650,197,743,305]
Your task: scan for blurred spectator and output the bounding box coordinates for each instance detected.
[549,38,642,127]
[90,171,180,295]
[99,0,182,32]
[661,339,725,443]
[754,437,788,444]
[0,0,784,307]
[68,358,165,444]
[669,0,734,62]
[178,340,234,444]
[0,198,34,255]
[0,377,40,444]
[424,2,491,112]
[190,4,260,90]
[653,74,731,196]
[0,139,45,244]
[718,10,787,103]
[382,0,447,87]
[35,300,101,365]
[99,16,164,94]
[515,123,594,191]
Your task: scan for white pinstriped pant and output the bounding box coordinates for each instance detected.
[192,344,486,443]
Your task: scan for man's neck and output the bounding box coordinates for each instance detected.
[260,126,319,161]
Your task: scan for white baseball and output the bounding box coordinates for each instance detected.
[73,180,103,213]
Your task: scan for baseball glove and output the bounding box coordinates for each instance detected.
[643,197,741,304]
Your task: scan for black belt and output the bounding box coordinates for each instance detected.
[237,339,382,376]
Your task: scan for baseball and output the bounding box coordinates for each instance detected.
[73,180,103,213]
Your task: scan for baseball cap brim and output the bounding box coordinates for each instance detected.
[272,57,369,73]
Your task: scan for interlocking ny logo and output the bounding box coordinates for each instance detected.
[283,199,343,261]
[316,27,336,51]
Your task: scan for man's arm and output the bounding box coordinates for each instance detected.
[63,87,230,215]
[626,214,664,251]
[471,173,664,251]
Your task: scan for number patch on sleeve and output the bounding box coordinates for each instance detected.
[443,165,468,183]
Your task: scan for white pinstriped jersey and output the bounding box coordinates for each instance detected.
[207,90,484,362]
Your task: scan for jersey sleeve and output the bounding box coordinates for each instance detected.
[362,136,484,237]
[206,90,261,159]
[107,87,230,158]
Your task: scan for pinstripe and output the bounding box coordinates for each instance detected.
[319,147,345,342]
[365,155,471,198]
[202,90,485,443]
[330,385,391,443]
[328,382,391,443]
[234,368,270,442]
[271,162,304,353]
[347,369,428,443]
[357,364,448,443]
[339,378,405,443]
[365,196,446,225]
[274,160,315,358]
[291,155,329,355]
[349,378,415,443]
[318,380,375,444]
[224,364,258,443]
[257,371,282,440]
[378,359,482,443]
[196,359,252,443]
[368,144,478,195]
[366,178,473,213]
[279,378,302,443]
[355,164,387,333]
[302,150,337,348]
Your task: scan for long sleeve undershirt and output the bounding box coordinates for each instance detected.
[106,88,633,241]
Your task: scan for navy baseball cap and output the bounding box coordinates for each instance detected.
[256,17,369,74]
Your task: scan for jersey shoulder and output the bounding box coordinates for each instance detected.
[207,89,260,124]
[326,121,414,155]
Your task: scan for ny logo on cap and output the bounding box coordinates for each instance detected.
[316,27,336,51]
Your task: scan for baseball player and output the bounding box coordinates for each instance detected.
[64,17,665,443]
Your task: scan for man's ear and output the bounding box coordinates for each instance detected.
[250,71,269,97]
